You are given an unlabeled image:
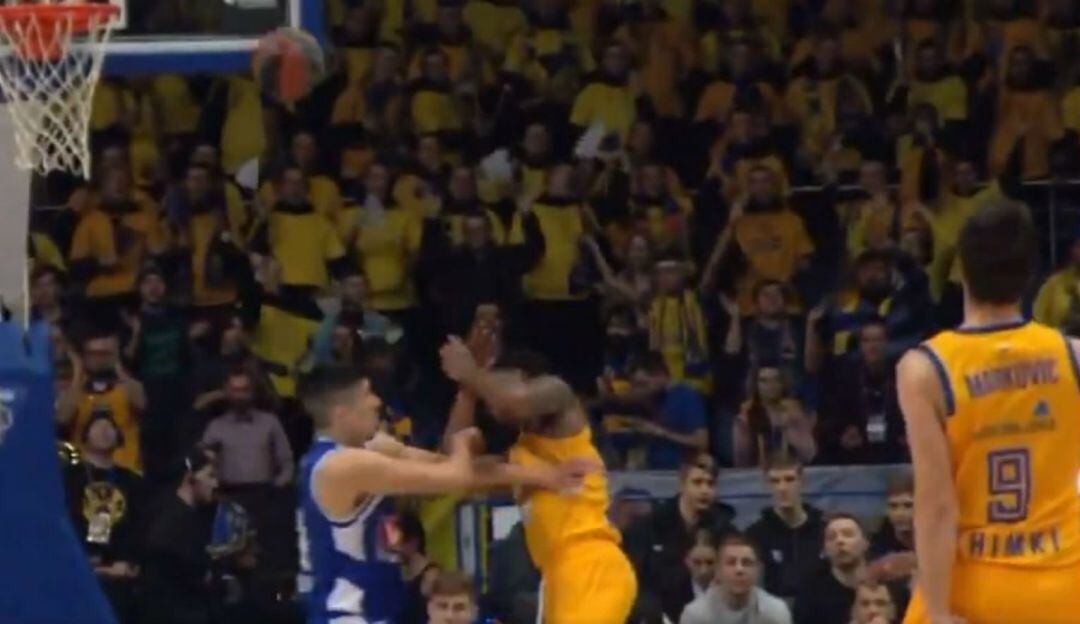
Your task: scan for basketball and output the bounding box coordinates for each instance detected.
[251,27,326,105]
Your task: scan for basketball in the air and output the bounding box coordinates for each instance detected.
[251,27,326,104]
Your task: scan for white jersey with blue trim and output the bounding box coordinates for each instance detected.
[297,436,405,624]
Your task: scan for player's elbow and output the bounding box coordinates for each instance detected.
[916,492,958,527]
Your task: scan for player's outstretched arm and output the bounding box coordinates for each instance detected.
[897,348,959,624]
[365,430,444,463]
[314,430,596,517]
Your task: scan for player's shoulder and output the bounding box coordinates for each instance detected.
[896,343,942,382]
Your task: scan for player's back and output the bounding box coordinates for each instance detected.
[923,320,1080,570]
[508,425,621,569]
[509,425,637,622]
[296,437,404,624]
[905,321,1080,624]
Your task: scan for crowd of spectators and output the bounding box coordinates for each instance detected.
[27,0,1080,622]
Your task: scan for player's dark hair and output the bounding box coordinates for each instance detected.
[957,200,1036,304]
[429,570,477,601]
[298,366,369,428]
[398,509,427,554]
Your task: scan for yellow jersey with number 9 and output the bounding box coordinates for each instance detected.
[920,320,1080,568]
[507,426,621,571]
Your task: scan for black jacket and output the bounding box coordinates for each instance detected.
[744,504,825,600]
[622,497,736,623]
[418,211,544,333]
[794,560,911,624]
[869,518,912,560]
[792,561,857,624]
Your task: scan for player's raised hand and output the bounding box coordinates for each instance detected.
[449,426,485,459]
[440,336,480,382]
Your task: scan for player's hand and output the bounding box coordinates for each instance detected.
[441,335,481,382]
[866,551,917,582]
[449,427,485,459]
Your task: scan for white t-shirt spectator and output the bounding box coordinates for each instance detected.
[679,585,791,624]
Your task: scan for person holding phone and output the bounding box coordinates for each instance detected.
[57,329,147,473]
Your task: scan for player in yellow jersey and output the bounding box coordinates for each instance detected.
[440,341,638,623]
[899,200,1080,624]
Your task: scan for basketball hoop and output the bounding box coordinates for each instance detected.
[0,1,119,178]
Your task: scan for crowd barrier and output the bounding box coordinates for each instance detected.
[454,464,911,580]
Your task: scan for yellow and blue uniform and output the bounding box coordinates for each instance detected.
[905,320,1080,624]
[508,426,637,623]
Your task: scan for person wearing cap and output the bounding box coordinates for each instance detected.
[805,248,933,374]
[63,412,145,623]
[139,445,221,624]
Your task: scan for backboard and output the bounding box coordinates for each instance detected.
[94,0,325,75]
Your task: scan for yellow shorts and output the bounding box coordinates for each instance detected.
[904,562,1080,624]
[539,541,637,623]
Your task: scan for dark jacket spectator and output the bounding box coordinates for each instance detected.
[63,413,146,623]
[485,522,541,624]
[420,205,544,335]
[818,321,908,464]
[869,472,915,561]
[623,453,735,623]
[792,513,870,624]
[744,453,825,600]
[139,446,220,624]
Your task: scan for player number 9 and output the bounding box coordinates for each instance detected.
[987,448,1031,523]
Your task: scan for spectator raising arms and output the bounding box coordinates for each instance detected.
[57,329,147,474]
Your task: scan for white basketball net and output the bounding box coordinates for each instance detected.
[0,3,117,178]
